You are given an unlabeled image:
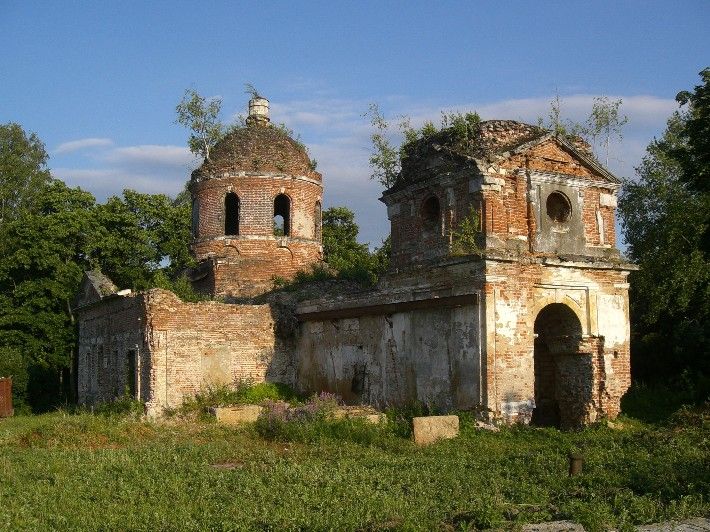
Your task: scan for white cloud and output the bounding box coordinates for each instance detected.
[52,167,186,200]
[54,137,113,154]
[103,145,196,167]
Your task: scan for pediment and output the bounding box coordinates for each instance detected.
[502,135,620,185]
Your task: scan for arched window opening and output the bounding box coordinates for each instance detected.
[421,196,441,231]
[224,193,240,236]
[191,198,199,238]
[274,194,290,236]
[546,191,571,223]
[314,201,322,241]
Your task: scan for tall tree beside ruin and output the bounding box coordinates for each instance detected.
[90,190,194,290]
[619,69,710,382]
[674,67,710,194]
[0,179,98,409]
[175,89,224,161]
[0,123,52,222]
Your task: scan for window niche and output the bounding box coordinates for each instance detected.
[274,194,291,236]
[224,193,240,236]
[421,195,441,232]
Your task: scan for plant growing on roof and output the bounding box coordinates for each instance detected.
[366,105,482,189]
[175,89,224,161]
[585,96,628,166]
[244,82,263,99]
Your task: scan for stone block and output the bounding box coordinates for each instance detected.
[212,405,264,425]
[412,415,459,445]
[332,406,386,424]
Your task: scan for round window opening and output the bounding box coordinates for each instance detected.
[546,192,572,223]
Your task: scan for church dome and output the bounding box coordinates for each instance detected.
[191,101,319,181]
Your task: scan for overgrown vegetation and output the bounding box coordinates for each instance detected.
[0,385,706,531]
[365,103,482,189]
[450,204,483,256]
[166,381,301,419]
[619,68,710,385]
[273,206,390,290]
[537,93,628,165]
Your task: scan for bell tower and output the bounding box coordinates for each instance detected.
[188,96,323,297]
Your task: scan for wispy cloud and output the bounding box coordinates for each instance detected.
[51,140,197,202]
[54,137,113,154]
[103,145,195,167]
[52,167,186,199]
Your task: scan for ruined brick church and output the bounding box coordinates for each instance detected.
[76,96,634,428]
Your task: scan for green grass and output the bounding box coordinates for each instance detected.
[166,381,302,420]
[0,395,707,531]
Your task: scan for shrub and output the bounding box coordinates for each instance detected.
[255,392,398,446]
[169,381,301,419]
[94,393,145,418]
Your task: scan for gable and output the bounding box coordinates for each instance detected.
[74,271,117,308]
[502,137,618,184]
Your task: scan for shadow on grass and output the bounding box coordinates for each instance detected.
[621,374,710,424]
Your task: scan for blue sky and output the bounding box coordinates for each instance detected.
[1,1,708,246]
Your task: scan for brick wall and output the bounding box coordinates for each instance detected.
[484,260,631,425]
[191,174,323,244]
[143,289,294,414]
[384,137,621,268]
[77,293,148,405]
[190,173,323,296]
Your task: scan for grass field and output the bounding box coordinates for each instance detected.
[0,391,707,531]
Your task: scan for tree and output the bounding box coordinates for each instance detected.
[674,67,710,193]
[364,104,401,189]
[322,207,388,285]
[0,179,98,409]
[0,122,52,222]
[0,123,199,409]
[585,96,628,166]
[90,190,194,290]
[322,207,372,272]
[175,89,224,160]
[619,102,709,382]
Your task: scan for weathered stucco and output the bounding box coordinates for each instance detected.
[296,298,480,410]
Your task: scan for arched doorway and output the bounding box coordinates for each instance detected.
[532,303,582,427]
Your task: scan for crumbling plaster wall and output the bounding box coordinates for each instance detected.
[296,299,481,410]
[484,260,631,424]
[143,289,294,415]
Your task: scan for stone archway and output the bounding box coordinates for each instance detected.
[532,303,585,428]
